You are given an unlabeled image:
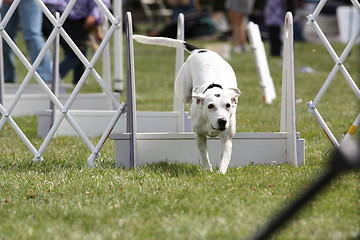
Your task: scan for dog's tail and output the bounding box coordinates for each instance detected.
[133,35,198,53]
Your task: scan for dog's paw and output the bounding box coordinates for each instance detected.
[202,165,213,172]
[218,168,227,174]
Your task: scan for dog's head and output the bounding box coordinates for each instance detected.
[192,87,241,133]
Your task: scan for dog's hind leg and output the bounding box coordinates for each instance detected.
[218,138,233,174]
[174,62,193,104]
[195,134,213,172]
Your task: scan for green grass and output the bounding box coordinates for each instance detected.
[0,34,359,240]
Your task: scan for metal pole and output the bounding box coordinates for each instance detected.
[113,0,124,92]
[125,12,136,168]
[102,15,112,90]
[307,101,340,147]
[88,102,127,167]
[50,12,60,129]
[0,14,4,105]
[102,15,114,110]
[174,13,185,132]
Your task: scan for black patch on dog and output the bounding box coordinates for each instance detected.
[203,83,223,93]
[184,42,199,52]
[198,50,207,53]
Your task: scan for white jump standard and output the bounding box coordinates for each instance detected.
[247,21,276,104]
[110,12,305,172]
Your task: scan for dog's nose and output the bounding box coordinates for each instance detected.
[218,118,227,131]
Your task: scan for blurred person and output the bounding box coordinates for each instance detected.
[149,0,216,39]
[1,0,52,83]
[166,0,196,21]
[43,0,110,84]
[264,0,295,56]
[225,0,255,54]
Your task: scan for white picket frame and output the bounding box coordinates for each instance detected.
[306,0,360,147]
[111,12,304,169]
[0,0,125,166]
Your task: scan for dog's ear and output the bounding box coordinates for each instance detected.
[192,92,205,105]
[228,88,241,104]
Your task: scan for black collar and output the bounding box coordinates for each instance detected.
[203,83,223,93]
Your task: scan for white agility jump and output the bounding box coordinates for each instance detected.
[306,0,360,147]
[36,5,191,138]
[110,12,305,169]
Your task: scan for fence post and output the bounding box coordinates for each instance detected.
[113,0,124,92]
[125,12,136,168]
[50,12,60,129]
[0,14,4,105]
[174,13,185,132]
[280,12,298,166]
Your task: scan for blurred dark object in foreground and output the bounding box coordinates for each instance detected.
[250,139,360,240]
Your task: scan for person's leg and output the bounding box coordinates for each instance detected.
[59,42,77,79]
[60,19,88,84]
[1,4,19,83]
[228,10,247,53]
[234,12,244,46]
[228,10,239,47]
[18,0,52,83]
[267,25,282,56]
[73,60,85,84]
[237,13,247,47]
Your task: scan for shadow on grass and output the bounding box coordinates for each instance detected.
[0,157,204,178]
[140,161,204,178]
[0,158,88,173]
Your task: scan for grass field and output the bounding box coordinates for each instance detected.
[0,32,359,240]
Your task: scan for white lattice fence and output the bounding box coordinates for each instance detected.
[0,0,125,166]
[306,0,360,147]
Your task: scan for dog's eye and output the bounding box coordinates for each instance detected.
[226,103,231,108]
[208,104,215,109]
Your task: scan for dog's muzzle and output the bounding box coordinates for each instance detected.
[217,118,227,131]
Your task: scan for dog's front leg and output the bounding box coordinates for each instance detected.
[195,134,213,172]
[219,138,233,174]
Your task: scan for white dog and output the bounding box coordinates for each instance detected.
[133,35,241,174]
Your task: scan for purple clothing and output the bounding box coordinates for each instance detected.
[264,0,285,26]
[43,0,110,25]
